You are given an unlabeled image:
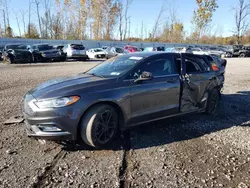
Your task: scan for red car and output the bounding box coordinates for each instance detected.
[124,45,141,53]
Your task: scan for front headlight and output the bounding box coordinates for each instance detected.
[34,96,80,109]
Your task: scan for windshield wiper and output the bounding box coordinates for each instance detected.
[85,72,105,78]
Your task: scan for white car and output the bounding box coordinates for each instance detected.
[86,48,107,59]
[191,48,210,55]
[64,44,89,60]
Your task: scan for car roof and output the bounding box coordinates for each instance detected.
[33,43,50,46]
[120,51,171,58]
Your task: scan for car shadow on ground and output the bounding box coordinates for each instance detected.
[62,91,250,152]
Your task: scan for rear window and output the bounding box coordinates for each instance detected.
[195,57,211,72]
[38,45,54,51]
[70,44,85,50]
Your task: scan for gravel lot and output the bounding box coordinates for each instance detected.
[0,59,250,188]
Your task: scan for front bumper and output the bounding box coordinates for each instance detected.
[22,94,84,141]
[94,54,106,58]
[24,121,72,140]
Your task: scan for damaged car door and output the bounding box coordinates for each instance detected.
[127,54,181,125]
[180,54,216,112]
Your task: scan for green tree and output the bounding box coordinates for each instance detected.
[192,0,218,42]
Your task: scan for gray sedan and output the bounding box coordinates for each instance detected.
[23,52,223,148]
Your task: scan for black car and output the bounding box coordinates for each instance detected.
[0,45,4,61]
[54,45,67,61]
[2,44,33,64]
[23,52,223,148]
[31,44,62,62]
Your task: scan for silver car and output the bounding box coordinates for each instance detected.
[65,44,89,60]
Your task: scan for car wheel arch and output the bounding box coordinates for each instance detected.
[77,101,126,139]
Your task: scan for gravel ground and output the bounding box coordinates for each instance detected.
[0,58,250,188]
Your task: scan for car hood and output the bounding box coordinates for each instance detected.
[28,74,115,99]
[12,49,30,54]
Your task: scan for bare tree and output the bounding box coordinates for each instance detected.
[13,9,22,36]
[233,0,250,44]
[28,0,31,37]
[2,9,6,35]
[151,4,165,39]
[140,21,144,39]
[20,10,27,35]
[123,0,132,40]
[34,0,42,37]
[118,1,123,40]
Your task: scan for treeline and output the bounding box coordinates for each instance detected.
[0,0,250,45]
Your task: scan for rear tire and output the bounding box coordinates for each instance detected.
[79,104,118,148]
[205,89,220,116]
[239,53,246,58]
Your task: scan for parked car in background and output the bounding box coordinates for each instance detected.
[124,45,141,53]
[227,45,250,57]
[86,48,106,59]
[64,44,89,60]
[208,47,232,58]
[31,44,62,62]
[144,46,165,52]
[105,47,125,59]
[2,44,33,64]
[54,45,67,61]
[0,45,4,61]
[191,47,210,55]
[23,52,223,148]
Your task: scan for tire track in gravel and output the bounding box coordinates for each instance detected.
[31,150,67,188]
[119,131,131,188]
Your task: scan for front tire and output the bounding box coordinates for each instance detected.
[5,56,14,64]
[79,104,118,148]
[205,89,220,116]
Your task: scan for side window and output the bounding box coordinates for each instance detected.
[32,46,36,50]
[127,55,177,79]
[195,57,211,72]
[185,58,202,73]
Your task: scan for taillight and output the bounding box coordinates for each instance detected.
[211,63,220,71]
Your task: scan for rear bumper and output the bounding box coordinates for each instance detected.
[67,54,89,59]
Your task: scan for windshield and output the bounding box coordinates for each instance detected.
[38,45,54,51]
[70,44,85,50]
[86,55,144,77]
[6,45,27,50]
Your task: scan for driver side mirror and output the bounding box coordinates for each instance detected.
[134,71,153,83]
